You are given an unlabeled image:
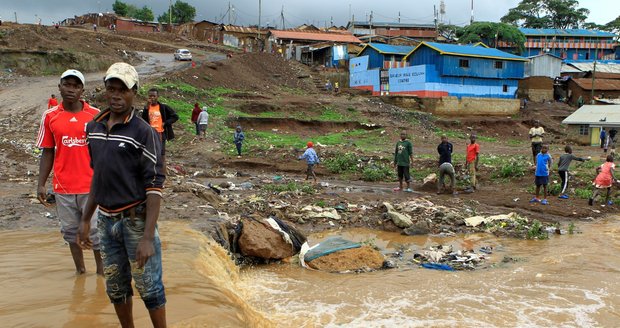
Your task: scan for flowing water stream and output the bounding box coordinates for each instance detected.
[1,219,619,327]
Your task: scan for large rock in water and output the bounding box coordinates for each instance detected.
[307,246,384,272]
[238,219,295,259]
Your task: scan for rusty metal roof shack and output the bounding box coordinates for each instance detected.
[220,25,267,52]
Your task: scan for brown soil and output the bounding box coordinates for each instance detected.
[169,52,315,93]
[229,117,380,135]
[307,246,385,272]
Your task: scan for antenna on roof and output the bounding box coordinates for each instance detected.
[440,0,446,23]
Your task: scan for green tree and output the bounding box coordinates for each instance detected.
[438,24,463,41]
[501,0,590,29]
[112,0,130,16]
[133,6,155,22]
[603,15,620,34]
[457,22,526,54]
[158,0,196,24]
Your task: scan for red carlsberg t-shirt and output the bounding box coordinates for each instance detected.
[36,101,99,194]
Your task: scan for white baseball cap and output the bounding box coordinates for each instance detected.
[104,62,139,89]
[60,69,85,86]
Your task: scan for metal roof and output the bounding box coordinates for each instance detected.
[571,78,620,91]
[347,21,435,29]
[359,43,415,55]
[222,25,265,34]
[269,30,361,43]
[566,62,620,74]
[562,105,620,125]
[405,42,528,61]
[519,28,617,37]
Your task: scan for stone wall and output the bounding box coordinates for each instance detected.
[381,95,520,116]
[526,89,554,102]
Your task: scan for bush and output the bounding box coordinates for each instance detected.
[362,164,395,182]
[495,157,528,178]
[261,181,315,194]
[324,153,359,174]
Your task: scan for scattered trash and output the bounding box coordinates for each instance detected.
[423,173,437,185]
[239,182,254,190]
[465,212,518,227]
[413,244,489,271]
[421,263,455,271]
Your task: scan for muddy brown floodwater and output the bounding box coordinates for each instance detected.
[1,219,620,327]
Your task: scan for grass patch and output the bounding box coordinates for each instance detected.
[261,181,315,194]
[324,153,359,174]
[574,188,592,200]
[318,107,345,121]
[434,128,497,142]
[526,219,549,240]
[361,163,396,182]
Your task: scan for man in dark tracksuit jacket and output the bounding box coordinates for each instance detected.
[78,63,167,327]
[142,89,179,159]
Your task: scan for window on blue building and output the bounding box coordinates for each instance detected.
[502,85,508,92]
[459,59,469,68]
[495,61,503,69]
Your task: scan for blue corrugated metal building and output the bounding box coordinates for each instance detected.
[357,43,414,69]
[392,42,528,98]
[500,28,618,61]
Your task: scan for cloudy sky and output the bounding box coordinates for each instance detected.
[0,0,617,27]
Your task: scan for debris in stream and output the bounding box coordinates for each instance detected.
[413,244,490,271]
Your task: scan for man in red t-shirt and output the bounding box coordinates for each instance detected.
[47,94,58,109]
[465,134,480,191]
[36,69,103,275]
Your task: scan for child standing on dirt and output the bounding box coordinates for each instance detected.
[530,144,552,205]
[233,125,245,157]
[557,145,589,199]
[191,103,201,136]
[197,106,209,141]
[394,131,414,193]
[299,141,320,182]
[589,155,617,206]
[465,134,480,192]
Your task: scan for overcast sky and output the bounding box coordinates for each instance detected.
[0,0,617,27]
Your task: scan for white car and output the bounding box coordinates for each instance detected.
[174,49,192,61]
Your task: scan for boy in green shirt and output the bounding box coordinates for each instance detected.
[394,131,414,192]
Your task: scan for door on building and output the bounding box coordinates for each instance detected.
[590,127,600,146]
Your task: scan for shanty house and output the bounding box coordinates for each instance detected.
[567,75,620,106]
[267,30,360,61]
[357,43,414,69]
[562,105,620,145]
[220,25,266,52]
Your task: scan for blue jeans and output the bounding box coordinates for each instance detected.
[98,212,166,310]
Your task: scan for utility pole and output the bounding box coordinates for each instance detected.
[258,0,262,29]
[349,4,352,23]
[434,5,437,30]
[330,16,333,27]
[591,50,597,104]
[169,0,172,29]
[470,0,474,24]
[14,11,18,23]
[281,5,285,29]
[369,11,373,43]
[398,11,401,23]
[228,2,231,25]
